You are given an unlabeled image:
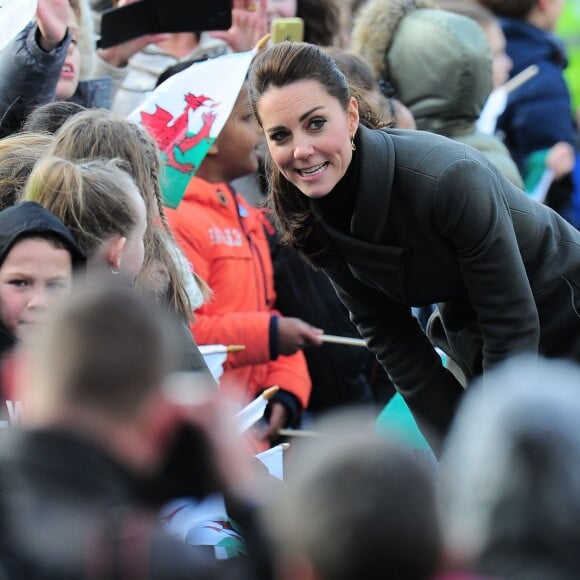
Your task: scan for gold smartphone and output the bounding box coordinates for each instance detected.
[270,17,304,43]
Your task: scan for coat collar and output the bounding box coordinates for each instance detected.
[351,124,395,243]
[311,125,405,272]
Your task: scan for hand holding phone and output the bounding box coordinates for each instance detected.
[97,0,233,49]
[270,17,304,43]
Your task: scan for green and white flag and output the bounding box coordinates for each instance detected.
[128,50,255,208]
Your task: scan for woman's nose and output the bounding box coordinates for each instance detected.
[293,138,314,159]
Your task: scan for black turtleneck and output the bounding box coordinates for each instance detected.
[310,139,360,233]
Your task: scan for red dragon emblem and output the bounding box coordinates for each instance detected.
[140,93,218,173]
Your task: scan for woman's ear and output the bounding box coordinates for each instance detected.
[348,96,360,135]
[105,235,127,272]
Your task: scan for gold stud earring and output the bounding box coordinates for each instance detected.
[351,136,356,151]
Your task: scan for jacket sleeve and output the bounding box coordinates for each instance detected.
[193,309,272,369]
[0,21,69,135]
[264,350,311,420]
[168,213,273,368]
[323,258,463,452]
[433,156,540,369]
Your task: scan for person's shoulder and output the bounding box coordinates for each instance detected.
[170,180,240,234]
[181,177,225,205]
[385,128,478,176]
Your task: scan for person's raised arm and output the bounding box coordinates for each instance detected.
[36,0,71,51]
[0,0,73,136]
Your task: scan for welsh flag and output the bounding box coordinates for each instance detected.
[160,494,246,560]
[160,445,289,559]
[128,50,256,208]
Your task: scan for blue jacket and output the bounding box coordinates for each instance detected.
[498,18,576,171]
[0,21,111,137]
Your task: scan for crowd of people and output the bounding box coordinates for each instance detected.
[0,0,579,577]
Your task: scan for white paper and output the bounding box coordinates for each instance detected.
[477,88,507,135]
[255,444,286,480]
[0,0,37,52]
[528,168,555,205]
[235,395,268,433]
[199,344,228,383]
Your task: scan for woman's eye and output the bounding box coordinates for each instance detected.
[269,131,288,143]
[309,118,326,131]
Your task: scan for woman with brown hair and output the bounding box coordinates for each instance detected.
[248,41,580,453]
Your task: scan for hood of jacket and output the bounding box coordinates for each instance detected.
[501,17,568,72]
[0,202,85,269]
[72,0,96,80]
[352,5,492,135]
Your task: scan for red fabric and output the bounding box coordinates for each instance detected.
[165,177,311,410]
[0,352,16,403]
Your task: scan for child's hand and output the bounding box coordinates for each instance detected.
[277,317,324,355]
[36,0,71,51]
[546,141,575,180]
[259,401,287,444]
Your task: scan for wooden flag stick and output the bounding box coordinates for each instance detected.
[254,34,271,51]
[262,385,280,400]
[321,334,367,347]
[503,64,538,94]
[278,428,321,437]
[199,344,246,355]
[226,344,246,353]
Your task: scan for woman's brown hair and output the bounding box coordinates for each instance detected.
[249,42,378,265]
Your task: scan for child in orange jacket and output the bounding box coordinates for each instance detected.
[165,83,322,449]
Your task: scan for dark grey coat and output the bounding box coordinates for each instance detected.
[312,125,580,447]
